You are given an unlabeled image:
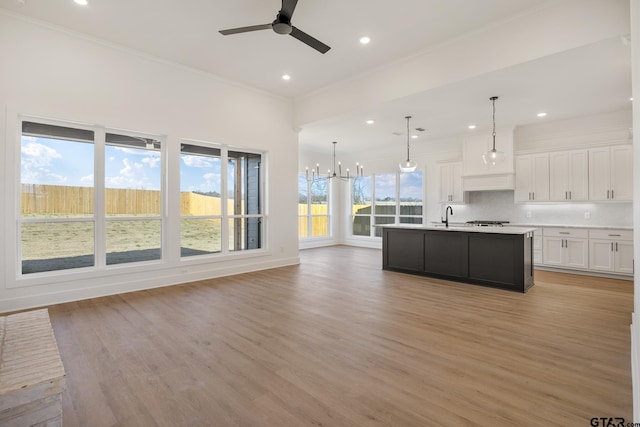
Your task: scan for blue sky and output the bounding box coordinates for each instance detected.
[20,136,226,192]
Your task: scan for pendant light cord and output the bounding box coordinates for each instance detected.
[490,96,498,150]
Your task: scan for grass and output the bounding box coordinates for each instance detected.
[21,219,223,261]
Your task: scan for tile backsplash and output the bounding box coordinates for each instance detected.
[442,190,633,227]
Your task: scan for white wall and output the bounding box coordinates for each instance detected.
[630,0,640,421]
[0,13,299,312]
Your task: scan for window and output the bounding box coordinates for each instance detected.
[19,119,165,274]
[298,175,329,238]
[351,171,423,237]
[20,121,96,274]
[105,132,162,265]
[180,143,263,257]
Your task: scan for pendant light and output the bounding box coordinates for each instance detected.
[482,96,505,167]
[399,115,417,172]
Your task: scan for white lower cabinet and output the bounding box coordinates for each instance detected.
[535,227,633,276]
[532,229,542,264]
[588,229,634,274]
[542,228,589,270]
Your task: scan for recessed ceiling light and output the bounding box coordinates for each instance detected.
[411,135,418,139]
[537,112,547,117]
[468,124,477,130]
[74,0,88,5]
[282,74,291,81]
[631,97,634,101]
[359,36,371,45]
[365,119,375,125]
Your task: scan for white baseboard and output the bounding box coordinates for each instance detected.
[0,256,300,314]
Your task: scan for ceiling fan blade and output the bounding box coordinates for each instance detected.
[280,0,299,20]
[219,23,272,36]
[290,26,330,54]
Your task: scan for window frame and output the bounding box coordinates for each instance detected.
[13,115,168,282]
[298,174,331,239]
[179,139,266,258]
[351,171,424,238]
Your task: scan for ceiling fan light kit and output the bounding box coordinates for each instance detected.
[219,0,331,54]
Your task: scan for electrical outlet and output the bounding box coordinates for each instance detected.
[525,211,532,218]
[584,212,591,219]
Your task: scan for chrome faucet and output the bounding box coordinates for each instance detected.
[442,205,453,228]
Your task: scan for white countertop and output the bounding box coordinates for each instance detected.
[507,223,633,230]
[428,222,633,231]
[382,224,536,235]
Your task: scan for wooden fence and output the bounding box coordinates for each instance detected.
[21,184,235,216]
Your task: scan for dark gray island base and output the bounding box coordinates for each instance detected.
[382,225,535,293]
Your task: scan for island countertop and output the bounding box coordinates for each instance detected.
[381,224,537,235]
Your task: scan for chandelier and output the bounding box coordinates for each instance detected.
[304,141,363,181]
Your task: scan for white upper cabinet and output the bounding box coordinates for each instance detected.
[549,150,588,201]
[439,162,465,204]
[515,153,549,202]
[589,145,632,201]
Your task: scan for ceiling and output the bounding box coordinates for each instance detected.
[299,36,632,153]
[0,0,632,154]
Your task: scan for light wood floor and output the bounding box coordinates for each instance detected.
[49,246,633,426]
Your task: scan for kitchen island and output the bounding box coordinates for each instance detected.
[382,224,536,292]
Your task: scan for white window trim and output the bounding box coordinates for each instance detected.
[351,171,425,238]
[298,174,331,240]
[179,139,266,257]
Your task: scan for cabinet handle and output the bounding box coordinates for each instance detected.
[559,232,570,235]
[611,242,614,251]
[607,190,610,199]
[569,191,571,200]
[616,242,618,252]
[611,190,614,199]
[608,234,621,237]
[532,192,535,200]
[565,191,568,200]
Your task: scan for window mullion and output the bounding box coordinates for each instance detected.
[220,146,229,254]
[307,180,312,237]
[396,171,401,224]
[94,127,106,269]
[370,174,375,237]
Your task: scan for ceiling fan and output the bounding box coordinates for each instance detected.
[218,0,331,54]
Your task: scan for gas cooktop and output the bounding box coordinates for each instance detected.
[465,220,510,226]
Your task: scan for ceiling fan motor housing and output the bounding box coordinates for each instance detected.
[272,15,292,34]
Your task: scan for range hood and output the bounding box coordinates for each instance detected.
[461,128,515,191]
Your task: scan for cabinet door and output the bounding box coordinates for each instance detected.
[610,145,633,201]
[565,238,588,269]
[549,152,569,201]
[567,150,588,201]
[589,147,611,201]
[451,163,464,203]
[515,155,532,202]
[532,153,550,201]
[615,241,634,274]
[439,164,452,203]
[589,240,614,272]
[542,237,564,266]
